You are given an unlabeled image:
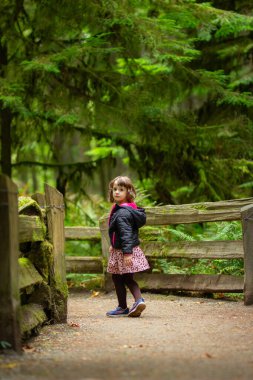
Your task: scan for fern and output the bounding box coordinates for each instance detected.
[0,341,12,349]
[166,228,195,242]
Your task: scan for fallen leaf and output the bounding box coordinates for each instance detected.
[22,344,37,353]
[205,352,213,358]
[0,362,18,369]
[91,291,100,297]
[68,322,80,328]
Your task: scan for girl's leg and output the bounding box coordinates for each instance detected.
[111,274,127,309]
[122,273,142,301]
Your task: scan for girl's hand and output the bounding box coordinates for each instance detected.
[124,254,132,266]
[109,246,113,253]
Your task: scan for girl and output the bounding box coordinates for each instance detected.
[106,176,150,317]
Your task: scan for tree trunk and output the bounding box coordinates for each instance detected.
[1,106,12,177]
[0,36,12,177]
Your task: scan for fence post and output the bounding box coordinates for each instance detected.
[31,192,46,208]
[99,216,114,291]
[241,204,253,305]
[45,184,67,322]
[0,175,21,352]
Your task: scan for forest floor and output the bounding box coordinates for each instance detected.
[1,291,253,380]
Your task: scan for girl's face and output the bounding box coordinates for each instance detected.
[112,182,128,204]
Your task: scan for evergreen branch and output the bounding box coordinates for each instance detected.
[10,160,102,169]
[80,63,121,95]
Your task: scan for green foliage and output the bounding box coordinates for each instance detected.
[153,221,243,276]
[65,241,101,257]
[0,341,12,349]
[1,0,253,205]
[66,273,103,289]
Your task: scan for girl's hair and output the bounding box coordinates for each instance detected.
[108,176,136,203]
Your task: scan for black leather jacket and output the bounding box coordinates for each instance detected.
[109,204,146,254]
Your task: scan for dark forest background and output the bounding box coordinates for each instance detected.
[1,0,253,215]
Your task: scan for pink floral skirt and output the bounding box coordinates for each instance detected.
[107,246,150,274]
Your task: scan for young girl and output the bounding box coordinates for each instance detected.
[106,176,150,317]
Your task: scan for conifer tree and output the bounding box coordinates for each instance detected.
[0,0,252,202]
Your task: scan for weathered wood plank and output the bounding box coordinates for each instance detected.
[104,272,244,293]
[20,304,47,335]
[0,175,21,352]
[31,193,46,208]
[18,258,43,289]
[99,198,253,227]
[66,256,103,273]
[64,225,168,241]
[135,273,244,292]
[101,209,242,226]
[147,198,253,211]
[142,240,244,259]
[45,184,67,323]
[65,226,101,240]
[241,205,253,305]
[145,208,244,225]
[19,215,46,243]
[99,218,111,260]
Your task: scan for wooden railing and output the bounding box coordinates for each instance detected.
[99,198,253,305]
[64,198,253,305]
[65,227,103,274]
[0,175,67,352]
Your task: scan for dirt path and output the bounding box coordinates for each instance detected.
[1,291,253,380]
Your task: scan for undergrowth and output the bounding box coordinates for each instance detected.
[152,221,243,276]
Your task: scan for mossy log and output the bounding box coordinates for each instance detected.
[20,303,47,337]
[18,196,43,219]
[18,258,43,289]
[26,240,53,282]
[28,282,52,311]
[19,215,46,243]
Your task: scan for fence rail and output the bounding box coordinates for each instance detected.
[64,197,253,305]
[99,198,253,303]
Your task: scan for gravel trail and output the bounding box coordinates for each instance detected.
[1,291,253,380]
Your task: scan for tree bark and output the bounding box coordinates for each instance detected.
[0,35,12,177]
[1,106,12,177]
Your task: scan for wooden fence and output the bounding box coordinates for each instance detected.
[0,175,67,353]
[1,173,253,352]
[66,197,253,306]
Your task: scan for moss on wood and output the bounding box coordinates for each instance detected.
[19,303,47,338]
[26,240,53,281]
[18,196,43,219]
[18,258,43,289]
[28,282,52,312]
[19,215,46,244]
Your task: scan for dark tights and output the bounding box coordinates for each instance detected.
[112,273,142,309]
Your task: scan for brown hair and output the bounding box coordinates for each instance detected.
[108,176,136,203]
